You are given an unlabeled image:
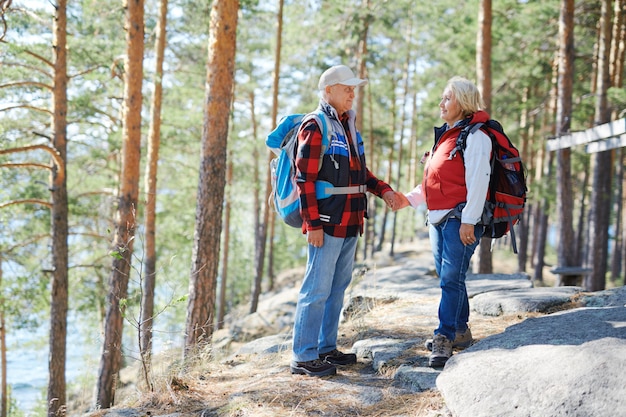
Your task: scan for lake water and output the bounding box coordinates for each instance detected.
[9,314,181,416]
[8,317,100,416]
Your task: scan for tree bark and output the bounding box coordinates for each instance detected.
[555,0,577,286]
[139,0,167,389]
[610,0,625,89]
[185,0,239,355]
[517,86,532,273]
[609,1,625,281]
[0,258,6,417]
[586,0,614,292]
[48,1,69,415]
[140,0,168,382]
[251,0,282,314]
[96,0,145,408]
[475,0,493,273]
[611,149,624,282]
[390,21,412,257]
[217,151,233,329]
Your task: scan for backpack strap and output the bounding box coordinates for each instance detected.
[301,111,330,155]
[303,111,368,199]
[315,181,367,199]
[450,122,484,160]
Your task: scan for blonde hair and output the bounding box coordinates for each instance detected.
[446,76,485,117]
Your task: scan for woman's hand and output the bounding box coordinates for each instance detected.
[459,223,476,246]
[395,192,410,210]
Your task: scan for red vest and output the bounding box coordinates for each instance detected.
[423,110,491,210]
[423,127,466,210]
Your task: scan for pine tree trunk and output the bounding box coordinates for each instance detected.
[48,1,69,415]
[96,0,145,408]
[390,35,412,256]
[140,0,168,384]
[0,258,6,417]
[609,0,625,89]
[610,149,623,282]
[517,87,532,273]
[555,0,577,284]
[185,0,239,354]
[475,0,493,274]
[251,0,282,314]
[586,0,614,292]
[575,166,588,262]
[267,0,285,289]
[609,1,625,281]
[217,153,233,329]
[250,97,262,312]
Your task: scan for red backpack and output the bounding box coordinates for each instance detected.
[454,120,527,253]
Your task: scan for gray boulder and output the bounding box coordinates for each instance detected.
[471,286,581,316]
[437,305,626,417]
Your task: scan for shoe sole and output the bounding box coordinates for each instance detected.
[428,356,449,368]
[320,358,357,366]
[290,366,337,377]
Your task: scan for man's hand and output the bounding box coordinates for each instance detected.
[307,228,324,247]
[383,190,410,211]
[383,190,398,210]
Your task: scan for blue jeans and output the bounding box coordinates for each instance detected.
[429,218,482,341]
[292,233,358,363]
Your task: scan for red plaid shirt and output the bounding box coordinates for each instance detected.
[295,113,392,238]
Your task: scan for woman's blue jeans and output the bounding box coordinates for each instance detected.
[292,233,358,363]
[429,218,482,341]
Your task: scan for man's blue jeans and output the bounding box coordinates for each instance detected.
[292,233,358,363]
[429,217,482,341]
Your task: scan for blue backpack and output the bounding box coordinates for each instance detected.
[266,112,329,228]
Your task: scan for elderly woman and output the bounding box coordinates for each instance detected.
[400,76,492,367]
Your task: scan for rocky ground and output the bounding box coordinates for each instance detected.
[77,239,626,417]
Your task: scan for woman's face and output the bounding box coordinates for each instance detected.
[439,87,464,126]
[326,84,356,115]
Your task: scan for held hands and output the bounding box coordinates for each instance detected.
[395,192,410,210]
[383,191,410,211]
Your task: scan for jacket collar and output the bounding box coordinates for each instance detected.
[433,110,491,144]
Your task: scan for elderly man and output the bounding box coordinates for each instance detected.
[290,64,399,377]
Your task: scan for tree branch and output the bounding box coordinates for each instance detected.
[0,199,52,209]
[0,80,53,91]
[0,162,51,170]
[0,144,64,184]
[0,104,53,116]
[1,61,52,78]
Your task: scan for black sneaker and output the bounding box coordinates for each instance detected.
[290,359,337,377]
[319,349,357,366]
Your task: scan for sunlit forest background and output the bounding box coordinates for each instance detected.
[1,0,625,415]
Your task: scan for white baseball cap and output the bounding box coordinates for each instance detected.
[318,65,368,90]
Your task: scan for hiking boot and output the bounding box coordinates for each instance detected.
[319,349,357,366]
[424,328,473,351]
[429,334,453,368]
[290,359,337,377]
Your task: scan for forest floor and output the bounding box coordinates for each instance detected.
[75,242,561,417]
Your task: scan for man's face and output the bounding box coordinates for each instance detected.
[326,84,356,115]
